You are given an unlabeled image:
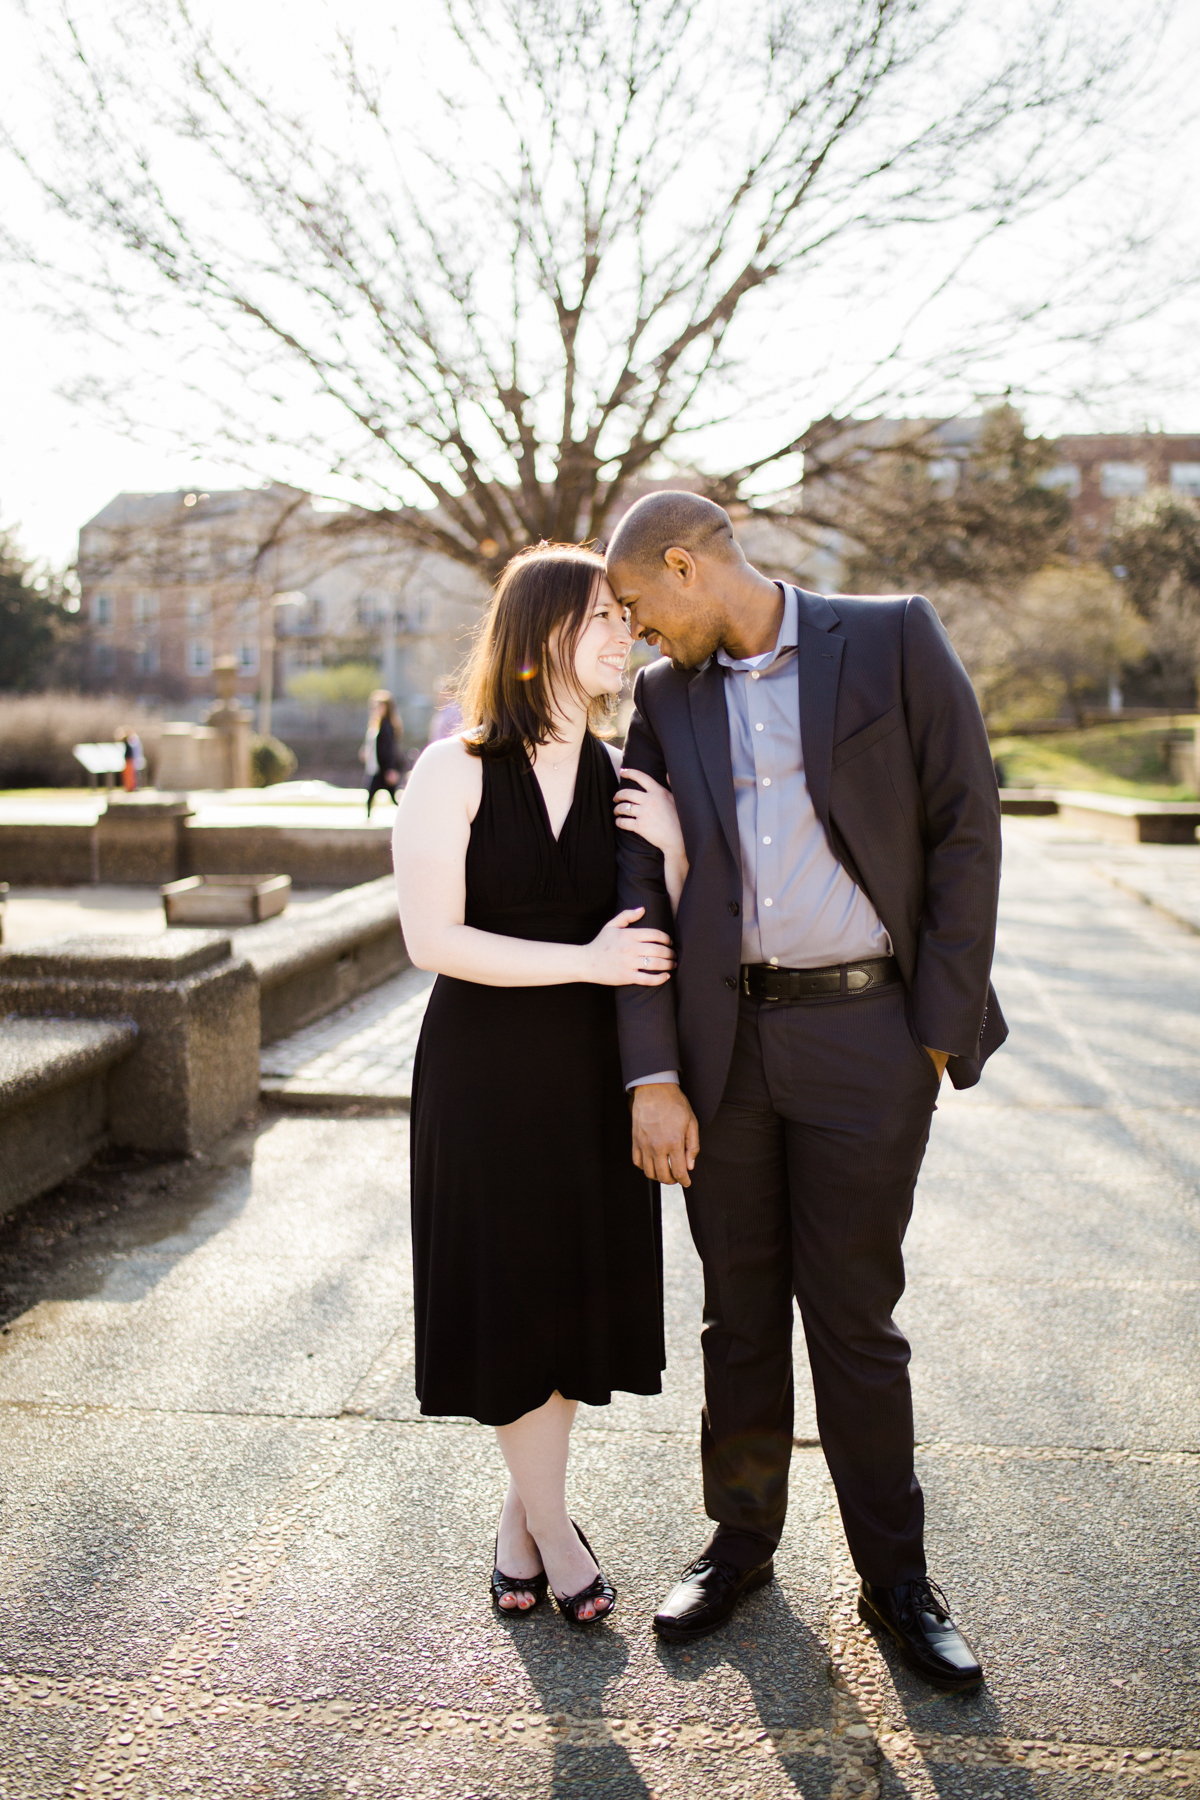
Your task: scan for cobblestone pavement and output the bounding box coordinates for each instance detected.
[1,817,1198,1799]
[260,968,434,1104]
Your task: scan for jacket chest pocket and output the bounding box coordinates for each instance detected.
[831,704,902,770]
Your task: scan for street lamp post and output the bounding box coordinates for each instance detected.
[259,592,306,739]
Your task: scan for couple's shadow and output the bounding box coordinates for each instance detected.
[503,1575,830,1797]
[504,1578,1042,1800]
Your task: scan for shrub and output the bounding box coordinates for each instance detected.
[0,693,162,788]
[250,734,298,786]
[285,663,381,704]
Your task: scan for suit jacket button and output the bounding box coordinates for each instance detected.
[724,976,737,989]
[728,901,740,916]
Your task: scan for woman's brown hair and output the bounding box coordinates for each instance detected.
[458,542,614,759]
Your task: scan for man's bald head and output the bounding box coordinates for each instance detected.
[605,491,739,576]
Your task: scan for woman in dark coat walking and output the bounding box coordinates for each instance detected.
[363,690,404,816]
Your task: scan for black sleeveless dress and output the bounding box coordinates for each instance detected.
[409,733,665,1426]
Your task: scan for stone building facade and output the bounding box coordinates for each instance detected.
[76,484,489,735]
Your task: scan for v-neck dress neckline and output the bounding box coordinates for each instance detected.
[529,747,583,847]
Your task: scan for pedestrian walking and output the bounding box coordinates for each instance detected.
[116,727,144,792]
[362,690,404,816]
[393,543,679,1626]
[606,492,1006,1690]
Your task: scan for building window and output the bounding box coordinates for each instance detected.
[136,641,161,675]
[187,639,212,676]
[93,642,117,676]
[133,592,159,626]
[237,640,259,674]
[187,594,212,627]
[93,592,115,627]
[1100,462,1148,499]
[1039,464,1081,498]
[1170,463,1200,498]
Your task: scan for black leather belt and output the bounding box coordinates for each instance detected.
[740,955,900,1002]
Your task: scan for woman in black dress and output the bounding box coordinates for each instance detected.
[394,544,685,1625]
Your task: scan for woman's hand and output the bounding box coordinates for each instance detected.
[615,768,684,857]
[584,907,675,987]
[615,768,690,916]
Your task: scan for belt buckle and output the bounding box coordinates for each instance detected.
[846,967,871,992]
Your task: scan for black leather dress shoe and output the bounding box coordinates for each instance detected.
[653,1555,774,1642]
[859,1577,983,1690]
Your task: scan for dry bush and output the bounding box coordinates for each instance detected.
[0,693,163,788]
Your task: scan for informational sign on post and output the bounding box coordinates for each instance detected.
[73,743,128,785]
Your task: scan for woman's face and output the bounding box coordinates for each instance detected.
[570,577,633,699]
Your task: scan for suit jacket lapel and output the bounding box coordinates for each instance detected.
[687,658,740,865]
[795,590,844,832]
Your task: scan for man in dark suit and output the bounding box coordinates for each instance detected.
[606,492,1005,1690]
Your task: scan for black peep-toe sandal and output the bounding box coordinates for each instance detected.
[490,1536,548,1618]
[553,1522,617,1628]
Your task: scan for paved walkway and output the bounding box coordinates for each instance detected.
[1,818,1198,1798]
[260,968,434,1105]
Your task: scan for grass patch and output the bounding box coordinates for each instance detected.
[991,718,1198,800]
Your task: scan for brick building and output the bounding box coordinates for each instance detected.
[76,484,488,731]
[1038,433,1200,559]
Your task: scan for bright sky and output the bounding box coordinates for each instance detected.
[2,0,1198,569]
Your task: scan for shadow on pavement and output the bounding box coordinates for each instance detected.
[0,1135,255,1324]
[504,1621,654,1797]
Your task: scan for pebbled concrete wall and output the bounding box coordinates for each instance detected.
[0,1018,138,1215]
[0,934,259,1158]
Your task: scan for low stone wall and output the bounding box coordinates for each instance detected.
[0,933,260,1158]
[0,825,97,885]
[234,876,407,1043]
[0,876,406,1210]
[0,1018,138,1215]
[186,825,392,887]
[1053,791,1200,844]
[0,815,392,888]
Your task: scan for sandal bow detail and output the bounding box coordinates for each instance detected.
[490,1535,547,1618]
[553,1523,616,1627]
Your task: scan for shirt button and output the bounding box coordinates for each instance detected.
[762,835,772,845]
[764,897,774,907]
[750,671,761,680]
[769,956,779,965]
[755,722,764,731]
[762,777,771,787]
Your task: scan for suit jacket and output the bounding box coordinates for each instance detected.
[615,589,1007,1126]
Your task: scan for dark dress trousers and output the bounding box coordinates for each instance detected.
[615,590,1006,1584]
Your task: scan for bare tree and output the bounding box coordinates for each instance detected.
[836,405,1073,604]
[6,0,1176,577]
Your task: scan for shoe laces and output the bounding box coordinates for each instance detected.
[682,1555,735,1581]
[899,1576,952,1626]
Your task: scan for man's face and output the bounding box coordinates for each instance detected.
[606,553,727,671]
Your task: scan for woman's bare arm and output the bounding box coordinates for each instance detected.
[614,765,689,914]
[394,738,674,988]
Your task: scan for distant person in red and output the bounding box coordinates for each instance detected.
[363,690,404,816]
[117,728,144,792]
[428,684,464,742]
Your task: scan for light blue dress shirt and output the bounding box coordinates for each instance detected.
[717,585,891,970]
[629,586,891,1088]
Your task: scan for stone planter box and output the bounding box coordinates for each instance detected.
[162,873,291,927]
